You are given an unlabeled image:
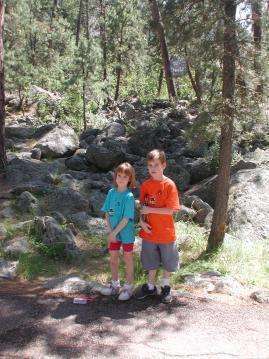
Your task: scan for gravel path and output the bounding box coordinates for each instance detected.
[0,280,268,359]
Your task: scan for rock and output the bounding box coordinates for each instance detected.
[231,159,257,173]
[250,290,269,304]
[103,122,126,137]
[43,275,93,294]
[210,276,246,297]
[0,206,16,219]
[174,205,196,222]
[0,224,7,238]
[228,167,269,241]
[152,99,172,109]
[31,148,42,160]
[33,216,77,251]
[5,126,36,139]
[34,124,79,158]
[34,124,56,139]
[184,175,218,208]
[6,158,54,188]
[65,150,89,171]
[0,259,18,279]
[3,237,31,256]
[15,191,41,215]
[80,128,101,141]
[182,195,213,225]
[85,142,125,171]
[42,188,89,216]
[68,212,106,235]
[88,190,106,217]
[165,162,190,191]
[185,158,214,184]
[51,211,66,225]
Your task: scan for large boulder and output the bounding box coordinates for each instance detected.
[88,190,106,217]
[15,191,41,215]
[5,126,36,140]
[85,141,125,171]
[228,167,269,241]
[33,216,77,251]
[65,150,89,171]
[102,121,126,138]
[68,212,106,235]
[0,260,18,279]
[42,188,89,216]
[3,237,31,256]
[34,124,79,158]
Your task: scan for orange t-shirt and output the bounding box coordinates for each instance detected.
[139,177,180,243]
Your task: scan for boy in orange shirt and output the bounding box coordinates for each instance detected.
[138,149,180,303]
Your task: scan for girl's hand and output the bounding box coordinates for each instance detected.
[108,232,117,243]
[140,205,151,215]
[140,220,152,234]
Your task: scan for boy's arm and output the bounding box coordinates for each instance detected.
[140,206,176,215]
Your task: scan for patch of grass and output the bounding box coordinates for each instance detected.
[172,221,269,288]
[17,253,57,280]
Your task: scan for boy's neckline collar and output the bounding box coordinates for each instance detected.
[150,175,168,182]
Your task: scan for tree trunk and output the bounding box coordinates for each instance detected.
[157,68,163,97]
[148,0,176,99]
[76,0,84,46]
[207,0,236,252]
[185,47,202,104]
[100,0,107,81]
[251,0,262,94]
[0,0,6,172]
[114,64,121,101]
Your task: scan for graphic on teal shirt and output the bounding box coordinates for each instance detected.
[101,188,135,243]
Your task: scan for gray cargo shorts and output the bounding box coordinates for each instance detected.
[141,240,179,272]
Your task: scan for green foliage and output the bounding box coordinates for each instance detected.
[17,253,57,280]
[172,222,269,288]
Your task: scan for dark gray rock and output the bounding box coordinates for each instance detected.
[69,212,106,235]
[85,142,125,171]
[88,190,106,217]
[15,191,41,215]
[34,124,79,158]
[0,260,18,279]
[103,122,126,138]
[31,148,42,160]
[182,195,213,225]
[33,216,77,251]
[65,150,89,171]
[3,237,31,256]
[5,126,36,139]
[42,188,89,216]
[250,290,269,304]
[228,167,269,241]
[185,158,214,184]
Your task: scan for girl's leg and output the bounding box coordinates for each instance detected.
[110,250,119,281]
[123,251,134,284]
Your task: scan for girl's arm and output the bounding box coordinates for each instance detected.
[108,218,129,242]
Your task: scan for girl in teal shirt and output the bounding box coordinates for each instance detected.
[101,162,136,301]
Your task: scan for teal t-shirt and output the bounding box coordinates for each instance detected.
[101,188,135,243]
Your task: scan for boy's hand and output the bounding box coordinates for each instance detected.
[140,205,151,215]
[140,220,152,234]
[108,232,117,243]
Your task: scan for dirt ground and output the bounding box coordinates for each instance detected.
[0,279,268,359]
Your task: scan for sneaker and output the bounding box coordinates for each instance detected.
[161,285,172,303]
[118,284,133,301]
[99,283,121,296]
[136,283,157,300]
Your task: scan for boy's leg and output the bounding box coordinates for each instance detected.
[159,242,179,303]
[137,240,159,299]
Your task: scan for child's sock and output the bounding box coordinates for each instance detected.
[161,278,170,287]
[147,282,155,290]
[112,279,120,287]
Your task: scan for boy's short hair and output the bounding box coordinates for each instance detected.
[114,162,136,189]
[147,149,166,164]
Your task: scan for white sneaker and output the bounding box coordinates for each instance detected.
[118,284,133,301]
[99,283,121,296]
